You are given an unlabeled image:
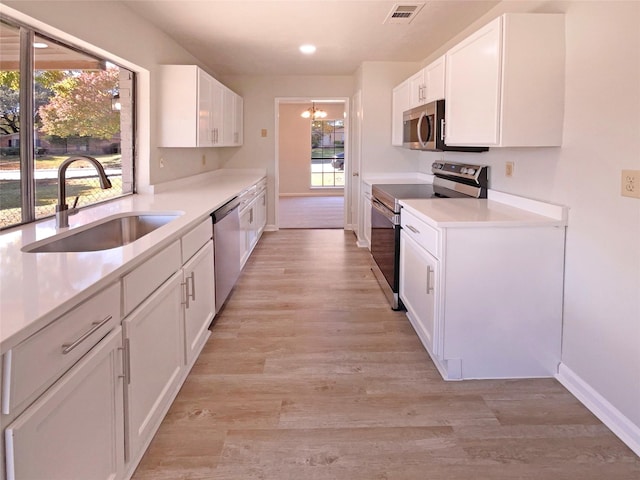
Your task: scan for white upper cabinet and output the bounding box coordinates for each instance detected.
[408,69,425,108]
[406,55,446,109]
[159,65,243,148]
[445,14,565,147]
[391,80,410,146]
[423,55,445,104]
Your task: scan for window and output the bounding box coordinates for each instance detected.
[310,119,344,188]
[0,17,135,230]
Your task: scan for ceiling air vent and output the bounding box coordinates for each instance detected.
[383,3,425,24]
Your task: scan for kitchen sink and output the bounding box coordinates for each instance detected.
[23,213,182,253]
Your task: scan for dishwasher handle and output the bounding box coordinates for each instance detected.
[212,196,240,223]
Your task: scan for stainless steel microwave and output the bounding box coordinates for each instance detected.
[402,100,488,152]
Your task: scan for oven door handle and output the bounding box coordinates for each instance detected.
[371,198,399,224]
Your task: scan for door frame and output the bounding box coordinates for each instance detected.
[274,97,350,230]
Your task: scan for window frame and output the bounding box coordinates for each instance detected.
[0,14,136,230]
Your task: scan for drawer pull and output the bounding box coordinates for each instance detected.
[406,224,420,234]
[61,315,113,354]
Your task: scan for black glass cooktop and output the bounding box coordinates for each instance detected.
[372,183,470,213]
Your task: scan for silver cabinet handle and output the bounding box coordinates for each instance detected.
[406,225,420,234]
[182,272,196,308]
[441,119,446,141]
[118,338,131,384]
[61,315,112,354]
[189,271,196,302]
[426,265,434,294]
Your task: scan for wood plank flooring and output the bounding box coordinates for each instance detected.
[279,196,344,229]
[132,230,640,480]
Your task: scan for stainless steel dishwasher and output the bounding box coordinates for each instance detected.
[211,196,241,313]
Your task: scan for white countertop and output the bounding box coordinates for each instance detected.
[0,169,266,353]
[400,190,568,228]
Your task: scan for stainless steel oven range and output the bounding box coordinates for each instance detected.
[370,161,488,310]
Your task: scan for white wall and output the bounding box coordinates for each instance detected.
[2,0,229,188]
[419,0,640,446]
[356,62,422,176]
[218,75,355,226]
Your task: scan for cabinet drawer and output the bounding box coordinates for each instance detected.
[123,240,181,315]
[181,218,212,263]
[401,208,440,257]
[2,282,120,416]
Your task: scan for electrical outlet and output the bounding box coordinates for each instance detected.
[159,157,165,168]
[621,170,640,198]
[505,161,514,177]
[261,129,267,138]
[201,154,206,166]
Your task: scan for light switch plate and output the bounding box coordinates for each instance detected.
[621,170,640,199]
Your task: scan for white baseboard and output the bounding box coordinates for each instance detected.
[556,363,640,457]
[264,224,278,232]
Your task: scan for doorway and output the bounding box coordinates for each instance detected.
[275,98,349,229]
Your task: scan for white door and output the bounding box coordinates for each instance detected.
[351,90,362,239]
[5,327,125,480]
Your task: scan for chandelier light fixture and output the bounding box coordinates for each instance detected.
[301,102,327,119]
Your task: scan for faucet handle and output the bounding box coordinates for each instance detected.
[71,196,80,209]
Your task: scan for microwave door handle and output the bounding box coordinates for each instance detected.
[416,112,425,147]
[417,112,432,148]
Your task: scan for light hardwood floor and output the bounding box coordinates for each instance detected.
[279,196,344,229]
[133,230,640,480]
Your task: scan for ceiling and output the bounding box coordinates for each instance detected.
[121,0,500,76]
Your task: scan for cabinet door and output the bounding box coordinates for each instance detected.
[408,70,425,108]
[445,16,502,146]
[391,80,410,146]
[239,207,251,267]
[222,87,235,146]
[210,79,225,145]
[197,68,213,147]
[424,55,445,103]
[400,232,438,355]
[183,241,215,366]
[234,95,244,145]
[362,189,372,250]
[5,327,124,480]
[256,190,267,235]
[123,271,184,465]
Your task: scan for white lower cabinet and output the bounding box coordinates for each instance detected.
[183,240,215,366]
[239,179,267,267]
[399,231,438,354]
[123,270,184,471]
[399,204,565,380]
[4,327,125,480]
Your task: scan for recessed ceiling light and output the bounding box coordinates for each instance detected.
[299,44,316,55]
[33,42,48,49]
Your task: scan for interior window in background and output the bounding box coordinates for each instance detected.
[0,18,135,230]
[310,119,344,188]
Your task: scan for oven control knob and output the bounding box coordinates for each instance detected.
[433,163,442,169]
[467,168,475,175]
[460,167,467,174]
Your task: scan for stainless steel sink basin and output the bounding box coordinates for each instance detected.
[23,213,182,253]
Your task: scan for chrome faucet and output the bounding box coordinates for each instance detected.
[56,155,112,228]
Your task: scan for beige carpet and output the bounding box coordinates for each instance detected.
[279,196,344,229]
